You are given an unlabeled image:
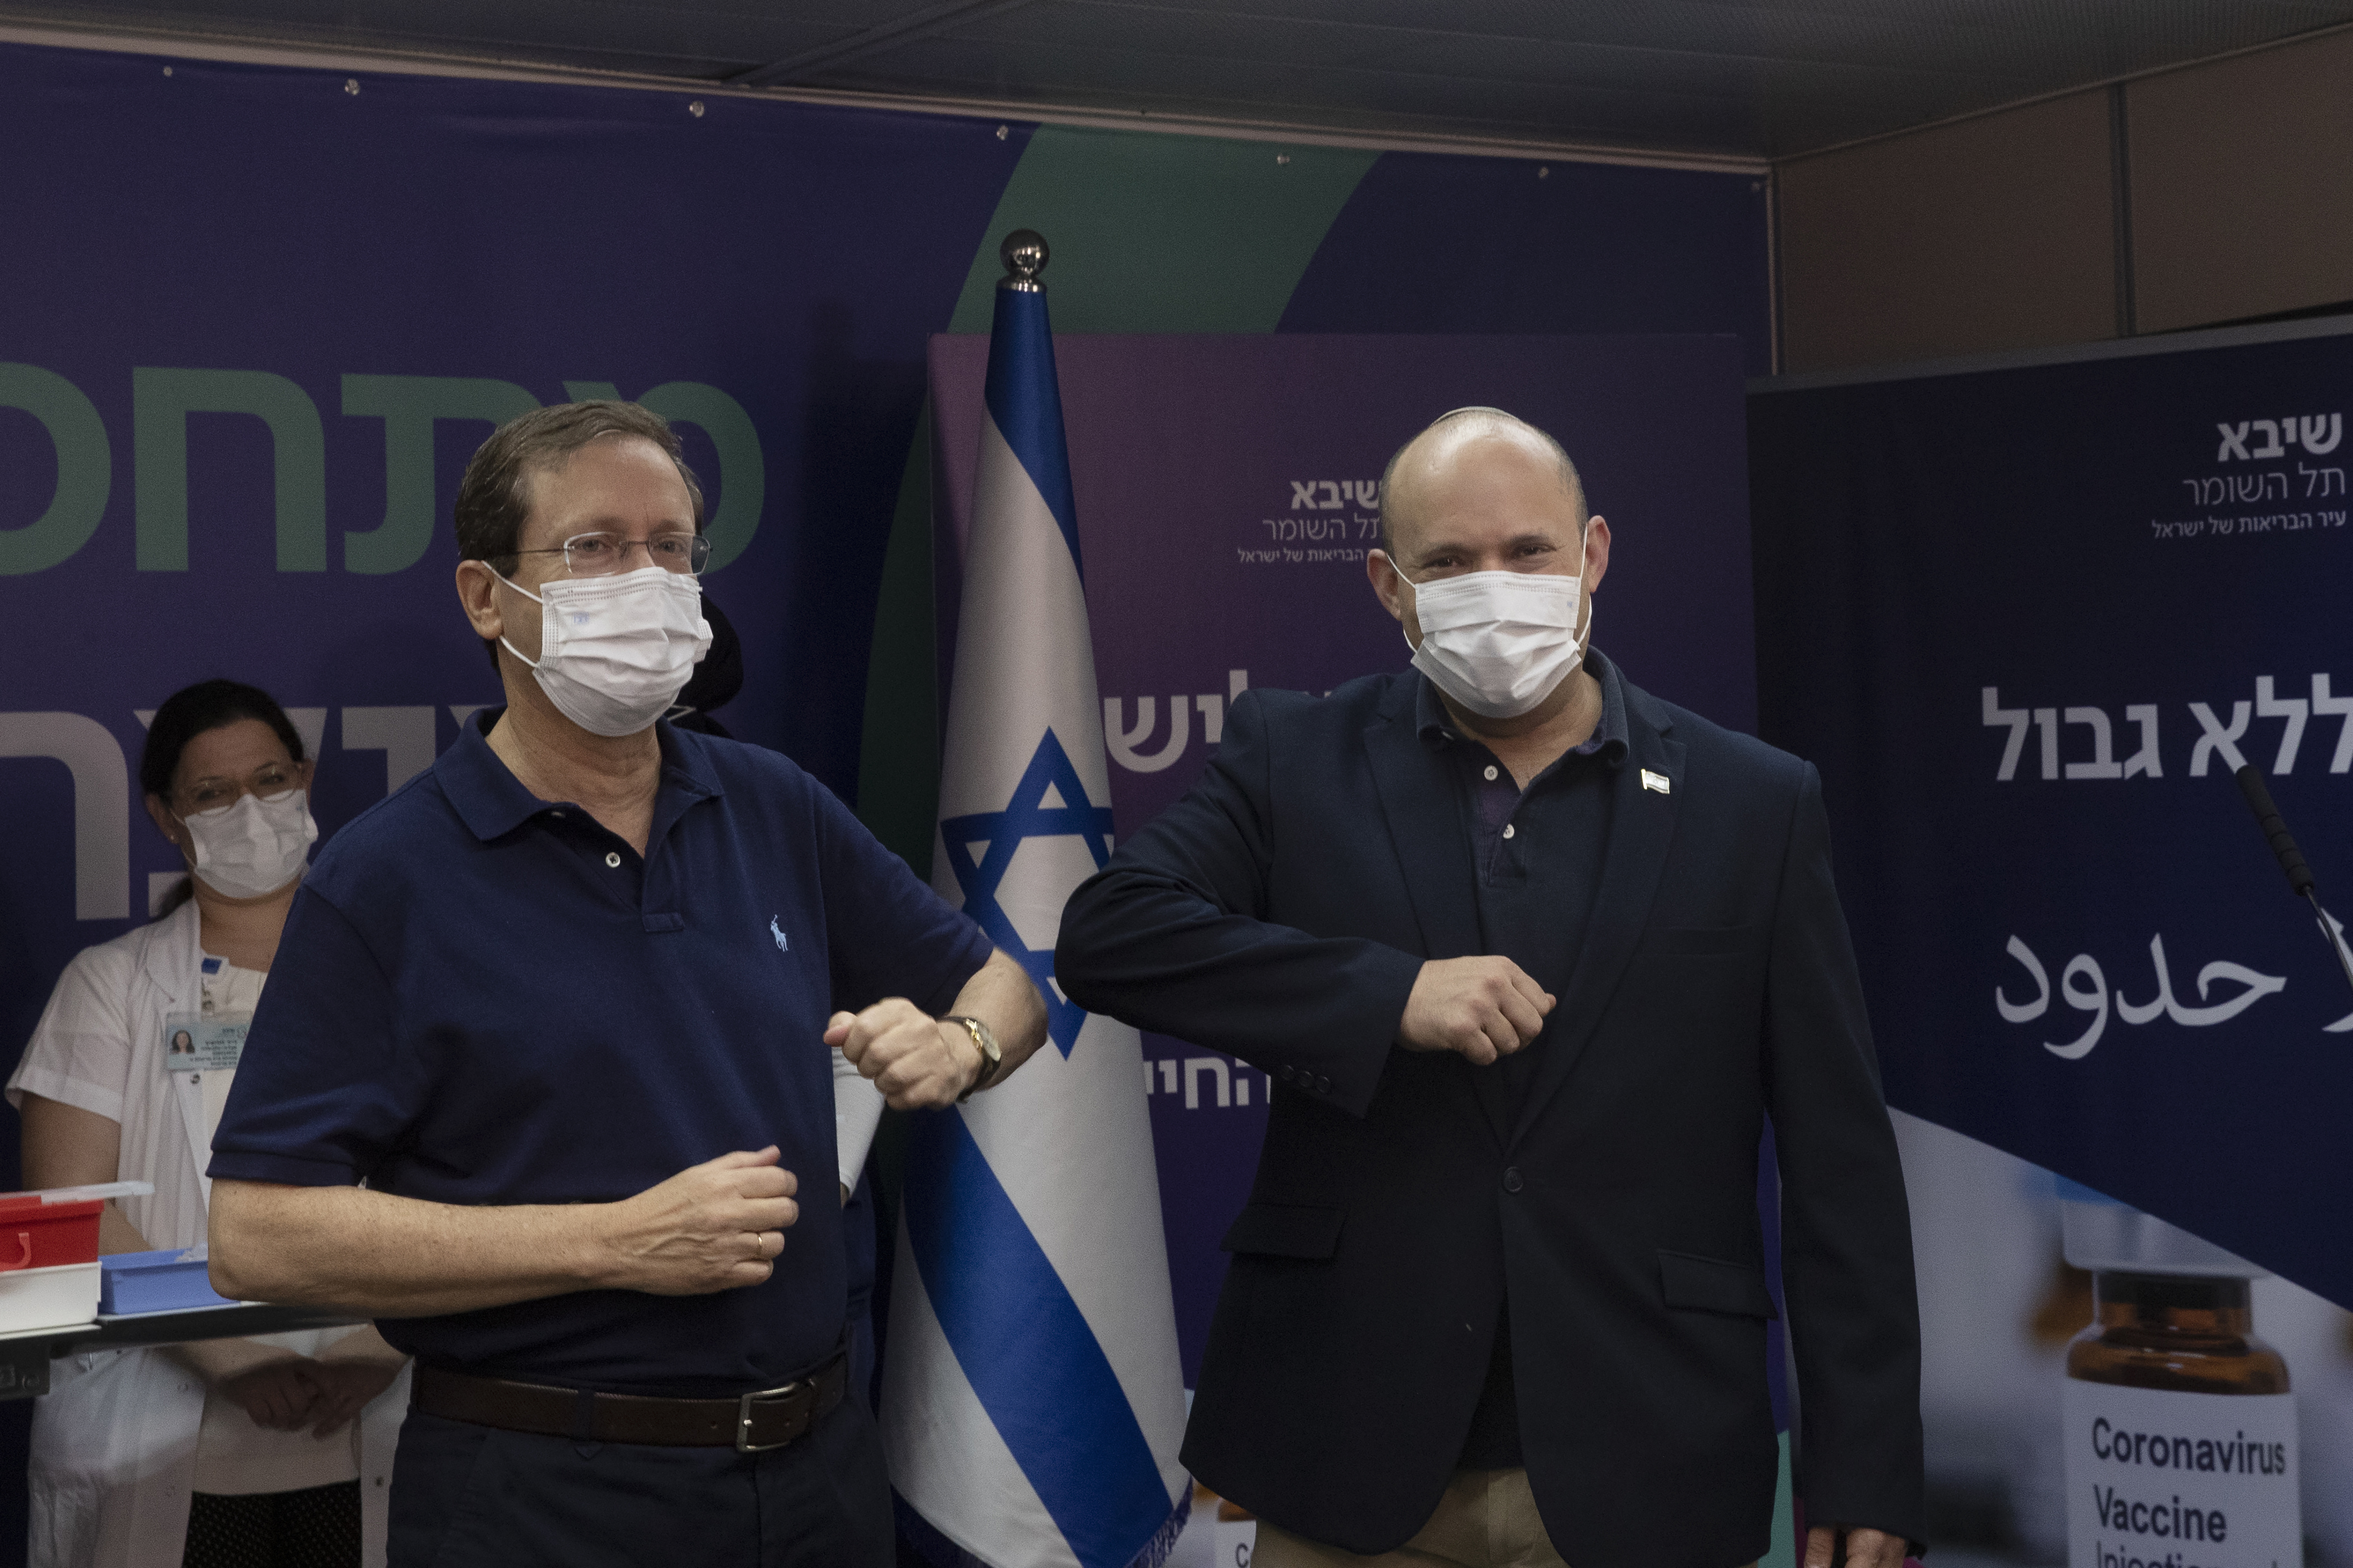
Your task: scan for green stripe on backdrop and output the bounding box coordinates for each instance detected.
[854,125,1378,868]
[857,404,941,871]
[943,127,1380,336]
[1766,1430,1796,1568]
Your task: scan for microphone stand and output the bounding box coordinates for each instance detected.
[2235,763,2353,1002]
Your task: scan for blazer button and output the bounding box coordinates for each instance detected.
[1316,1074,1331,1094]
[1502,1167,1524,1193]
[1278,1065,1295,1083]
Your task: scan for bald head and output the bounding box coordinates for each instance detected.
[1378,408,1586,558]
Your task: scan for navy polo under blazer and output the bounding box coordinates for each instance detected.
[209,710,991,1396]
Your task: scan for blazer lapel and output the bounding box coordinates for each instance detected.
[1361,683,1510,1148]
[1361,684,1481,962]
[1507,692,1685,1151]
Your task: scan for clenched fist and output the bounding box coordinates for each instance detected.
[827,998,981,1110]
[1398,956,1555,1065]
[592,1147,800,1295]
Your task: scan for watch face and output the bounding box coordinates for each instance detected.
[956,1015,998,1059]
[952,1016,1000,1102]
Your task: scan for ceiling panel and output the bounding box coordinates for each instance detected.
[6,0,2353,158]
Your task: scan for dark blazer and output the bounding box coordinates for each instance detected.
[1055,663,1924,1566]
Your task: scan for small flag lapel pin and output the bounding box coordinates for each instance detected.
[1641,769,1671,795]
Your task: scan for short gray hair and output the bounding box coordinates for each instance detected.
[454,401,704,569]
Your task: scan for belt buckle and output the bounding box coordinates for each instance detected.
[735,1377,808,1453]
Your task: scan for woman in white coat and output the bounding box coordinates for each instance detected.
[9,680,409,1568]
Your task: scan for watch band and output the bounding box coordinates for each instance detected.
[943,1014,1003,1101]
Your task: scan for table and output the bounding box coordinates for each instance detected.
[0,1305,366,1399]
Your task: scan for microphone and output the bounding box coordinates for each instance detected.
[2235,763,2353,1002]
[2236,764,2315,896]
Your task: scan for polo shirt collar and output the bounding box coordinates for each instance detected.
[1413,647,1630,766]
[438,709,723,843]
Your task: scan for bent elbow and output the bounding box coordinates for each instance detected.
[205,1183,276,1302]
[1051,934,1108,1013]
[206,1214,252,1301]
[1055,914,1143,1019]
[1054,883,1102,957]
[205,1255,250,1301]
[1053,879,1122,992]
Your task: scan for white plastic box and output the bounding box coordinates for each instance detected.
[0,1261,103,1335]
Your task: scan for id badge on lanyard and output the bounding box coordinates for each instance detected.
[163,1012,247,1075]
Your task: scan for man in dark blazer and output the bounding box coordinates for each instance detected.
[1055,409,1923,1568]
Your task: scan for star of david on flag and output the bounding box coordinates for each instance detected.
[940,730,1115,1055]
[882,238,1189,1568]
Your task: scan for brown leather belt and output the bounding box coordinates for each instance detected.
[411,1347,849,1452]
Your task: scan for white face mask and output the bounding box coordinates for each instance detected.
[179,789,318,899]
[1404,568,1587,719]
[495,566,713,738]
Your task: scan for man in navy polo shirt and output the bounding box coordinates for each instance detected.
[207,402,1046,1566]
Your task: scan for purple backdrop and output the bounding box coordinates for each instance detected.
[927,332,1757,1381]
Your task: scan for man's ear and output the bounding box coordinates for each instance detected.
[1367,549,1409,624]
[1580,515,1612,595]
[455,560,505,645]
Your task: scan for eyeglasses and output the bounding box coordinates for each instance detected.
[509,531,710,578]
[171,764,303,818]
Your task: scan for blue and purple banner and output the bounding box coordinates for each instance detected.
[1751,324,2353,1312]
[0,40,1024,1077]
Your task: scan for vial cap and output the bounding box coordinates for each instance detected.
[2057,1177,2266,1278]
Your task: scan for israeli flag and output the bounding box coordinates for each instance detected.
[882,250,1190,1568]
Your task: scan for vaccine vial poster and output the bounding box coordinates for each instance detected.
[1756,323,2353,1565]
[2062,1383,2298,1568]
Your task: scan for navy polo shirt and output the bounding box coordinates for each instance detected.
[1414,650,1630,1080]
[209,711,992,1396]
[1415,650,1630,1470]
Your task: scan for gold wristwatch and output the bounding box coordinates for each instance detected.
[943,1014,1003,1101]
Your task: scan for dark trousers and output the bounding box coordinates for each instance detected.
[185,1483,362,1568]
[385,1393,892,1567]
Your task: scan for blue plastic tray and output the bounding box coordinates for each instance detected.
[98,1250,235,1316]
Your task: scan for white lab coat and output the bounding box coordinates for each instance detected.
[8,900,407,1568]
